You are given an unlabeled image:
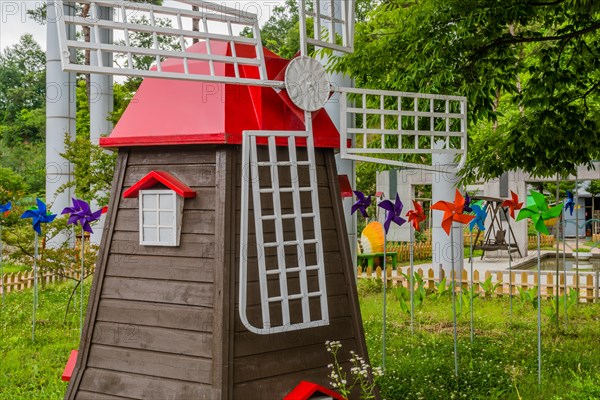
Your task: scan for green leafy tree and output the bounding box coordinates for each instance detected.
[333,0,600,181]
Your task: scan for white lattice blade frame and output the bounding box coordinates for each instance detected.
[338,86,468,171]
[239,129,329,335]
[55,0,283,87]
[299,0,355,55]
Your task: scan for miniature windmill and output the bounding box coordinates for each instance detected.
[55,1,468,397]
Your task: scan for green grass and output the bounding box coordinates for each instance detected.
[1,263,29,274]
[359,281,600,399]
[1,279,599,399]
[0,281,89,399]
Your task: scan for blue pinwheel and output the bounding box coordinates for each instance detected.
[20,198,57,235]
[351,191,371,218]
[62,198,104,233]
[564,191,575,216]
[468,204,487,232]
[0,201,11,216]
[378,193,407,233]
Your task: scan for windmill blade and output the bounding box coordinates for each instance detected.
[299,0,355,55]
[239,124,329,335]
[55,0,282,87]
[337,87,468,172]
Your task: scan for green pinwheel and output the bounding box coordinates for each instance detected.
[516,190,563,235]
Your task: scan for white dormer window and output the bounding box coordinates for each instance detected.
[139,190,183,246]
[123,170,196,248]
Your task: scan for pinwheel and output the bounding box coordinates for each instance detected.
[376,193,407,369]
[431,190,475,235]
[351,191,371,218]
[517,190,563,386]
[431,189,475,377]
[468,204,487,232]
[501,191,523,317]
[564,191,575,216]
[20,198,57,342]
[378,194,407,234]
[502,191,523,219]
[406,200,427,335]
[21,198,57,235]
[463,193,473,213]
[62,198,106,333]
[0,201,11,307]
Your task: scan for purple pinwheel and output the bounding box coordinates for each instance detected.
[378,193,407,233]
[463,192,473,213]
[351,190,371,218]
[564,191,575,216]
[21,198,57,235]
[62,198,104,233]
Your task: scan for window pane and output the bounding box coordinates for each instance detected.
[159,211,173,226]
[143,227,157,242]
[143,194,157,209]
[159,227,174,243]
[143,211,157,226]
[159,193,173,209]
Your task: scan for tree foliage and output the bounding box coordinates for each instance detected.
[333,0,600,181]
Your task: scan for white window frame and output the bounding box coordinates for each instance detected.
[139,190,183,246]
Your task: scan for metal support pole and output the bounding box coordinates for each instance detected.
[508,213,513,317]
[555,176,560,329]
[469,232,474,343]
[537,232,542,386]
[410,225,415,335]
[451,224,459,377]
[562,210,568,326]
[32,232,39,342]
[80,233,85,334]
[575,177,579,294]
[0,223,4,307]
[382,231,387,370]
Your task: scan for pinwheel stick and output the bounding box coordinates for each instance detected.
[562,211,568,327]
[508,213,513,317]
[80,232,85,334]
[536,232,542,386]
[469,232,474,344]
[1,222,4,307]
[450,224,459,377]
[32,231,39,342]
[409,225,415,336]
[382,231,388,370]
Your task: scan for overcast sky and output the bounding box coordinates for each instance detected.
[0,1,284,52]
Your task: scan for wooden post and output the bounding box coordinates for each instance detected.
[586,275,594,303]
[496,272,503,296]
[427,268,435,290]
[521,272,529,291]
[474,270,480,296]
[547,272,554,299]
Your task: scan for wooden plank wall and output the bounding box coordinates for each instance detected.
[230,147,369,398]
[68,146,221,400]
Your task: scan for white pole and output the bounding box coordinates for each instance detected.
[562,209,568,326]
[89,5,114,245]
[508,212,513,317]
[80,233,85,334]
[46,0,75,246]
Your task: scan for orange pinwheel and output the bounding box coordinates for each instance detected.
[502,191,523,219]
[406,200,426,231]
[431,190,475,235]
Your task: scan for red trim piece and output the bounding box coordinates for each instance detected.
[338,175,353,198]
[61,350,78,382]
[284,381,346,400]
[123,171,197,199]
[376,192,384,197]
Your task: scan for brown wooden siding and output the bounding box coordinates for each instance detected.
[67,146,222,400]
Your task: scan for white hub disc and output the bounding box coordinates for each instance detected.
[284,56,330,112]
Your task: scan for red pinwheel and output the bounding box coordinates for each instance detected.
[351,191,371,218]
[406,200,426,231]
[431,190,475,235]
[378,193,407,233]
[62,198,104,233]
[502,191,523,219]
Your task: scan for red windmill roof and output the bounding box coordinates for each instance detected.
[100,42,340,148]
